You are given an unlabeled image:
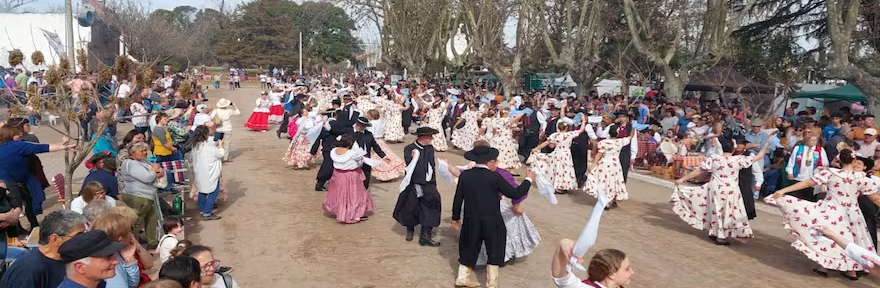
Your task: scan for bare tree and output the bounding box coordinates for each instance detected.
[620,0,760,101]
[823,0,880,118]
[0,0,36,12]
[533,0,608,93]
[102,0,206,63]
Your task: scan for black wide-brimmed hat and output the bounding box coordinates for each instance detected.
[412,127,440,136]
[464,146,500,163]
[356,116,371,127]
[331,99,342,105]
[614,111,631,118]
[323,109,338,116]
[733,135,749,144]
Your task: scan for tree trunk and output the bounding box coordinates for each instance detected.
[663,68,686,102]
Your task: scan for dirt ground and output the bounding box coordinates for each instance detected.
[18,83,880,288]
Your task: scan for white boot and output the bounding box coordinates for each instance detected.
[486,265,499,288]
[455,264,481,287]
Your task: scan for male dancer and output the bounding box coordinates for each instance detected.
[451,146,533,288]
[338,94,360,133]
[610,111,634,182]
[393,127,442,246]
[310,109,345,191]
[277,92,307,139]
[518,102,541,161]
[540,106,560,153]
[353,116,386,188]
[734,135,762,220]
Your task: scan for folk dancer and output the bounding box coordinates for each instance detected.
[311,109,345,191]
[393,127,443,247]
[451,146,533,288]
[352,117,388,189]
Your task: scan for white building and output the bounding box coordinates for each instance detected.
[0,13,91,72]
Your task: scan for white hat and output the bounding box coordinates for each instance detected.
[216,98,231,108]
[447,88,461,96]
[196,104,208,112]
[866,128,877,136]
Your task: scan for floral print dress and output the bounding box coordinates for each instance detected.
[493,118,521,170]
[425,104,448,151]
[527,130,581,191]
[382,97,406,142]
[765,168,877,272]
[584,137,631,201]
[669,155,755,240]
[451,110,480,151]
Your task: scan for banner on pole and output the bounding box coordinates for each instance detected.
[40,29,67,60]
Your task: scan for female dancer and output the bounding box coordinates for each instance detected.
[769,149,880,280]
[323,134,375,224]
[450,103,479,151]
[244,91,271,132]
[493,109,522,170]
[365,109,406,181]
[529,115,588,193]
[447,140,540,267]
[672,136,771,245]
[382,92,407,143]
[268,87,285,124]
[283,106,318,169]
[423,96,449,151]
[551,239,635,288]
[583,124,637,210]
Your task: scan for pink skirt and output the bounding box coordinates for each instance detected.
[283,135,315,169]
[323,169,374,223]
[371,139,406,181]
[245,111,270,131]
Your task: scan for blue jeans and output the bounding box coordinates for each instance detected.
[157,151,182,163]
[762,169,781,197]
[198,181,220,215]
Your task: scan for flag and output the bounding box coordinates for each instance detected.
[41,29,67,60]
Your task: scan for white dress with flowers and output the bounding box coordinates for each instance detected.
[527,130,580,191]
[765,168,877,272]
[669,155,755,240]
[584,138,631,201]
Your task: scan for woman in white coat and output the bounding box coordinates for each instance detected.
[191,125,225,221]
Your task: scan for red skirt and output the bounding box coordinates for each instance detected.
[244,111,270,131]
[323,169,374,223]
[269,105,284,116]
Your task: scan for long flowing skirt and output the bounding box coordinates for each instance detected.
[451,126,477,151]
[765,195,872,271]
[244,111,270,131]
[385,112,405,142]
[495,134,521,170]
[370,139,406,181]
[323,169,375,224]
[583,157,628,201]
[283,134,316,169]
[268,105,284,123]
[669,184,753,240]
[476,200,541,265]
[429,121,448,151]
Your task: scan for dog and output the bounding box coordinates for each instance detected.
[43,112,59,126]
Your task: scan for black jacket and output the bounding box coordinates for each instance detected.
[337,103,360,132]
[310,120,345,155]
[452,167,531,221]
[353,130,386,158]
[403,142,436,185]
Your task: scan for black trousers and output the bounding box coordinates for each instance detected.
[620,146,631,183]
[518,131,539,160]
[859,195,879,250]
[458,218,506,268]
[316,150,334,185]
[393,184,441,228]
[361,165,372,189]
[277,112,290,134]
[572,147,588,185]
[790,183,818,202]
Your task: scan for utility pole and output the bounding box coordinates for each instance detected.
[64,0,76,73]
[299,32,303,76]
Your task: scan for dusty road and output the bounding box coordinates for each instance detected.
[20,84,879,288]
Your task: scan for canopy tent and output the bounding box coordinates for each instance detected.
[552,74,578,87]
[685,59,773,94]
[789,83,866,102]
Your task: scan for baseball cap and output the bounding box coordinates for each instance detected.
[59,230,125,263]
[866,128,877,136]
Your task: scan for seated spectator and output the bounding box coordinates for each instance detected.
[158,256,201,288]
[180,245,241,288]
[71,182,117,214]
[82,199,113,229]
[159,217,185,263]
[81,153,119,200]
[0,210,87,288]
[56,230,124,288]
[91,208,142,288]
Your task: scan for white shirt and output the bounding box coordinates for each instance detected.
[786,145,829,181]
[70,195,117,214]
[212,108,241,133]
[116,83,131,99]
[552,266,598,288]
[192,113,213,131]
[209,275,241,288]
[130,102,149,127]
[269,92,283,105]
[158,234,179,263]
[330,147,364,170]
[192,141,225,193]
[368,119,385,138]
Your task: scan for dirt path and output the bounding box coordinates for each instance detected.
[22,83,879,288]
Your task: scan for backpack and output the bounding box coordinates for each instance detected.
[218,272,234,288]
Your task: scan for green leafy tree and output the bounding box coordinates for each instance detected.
[214,0,300,67]
[296,2,362,65]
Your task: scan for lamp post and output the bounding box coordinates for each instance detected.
[64,0,76,73]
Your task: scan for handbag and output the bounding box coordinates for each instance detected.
[153,172,168,189]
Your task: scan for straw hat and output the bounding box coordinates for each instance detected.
[165,108,182,120]
[216,98,232,108]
